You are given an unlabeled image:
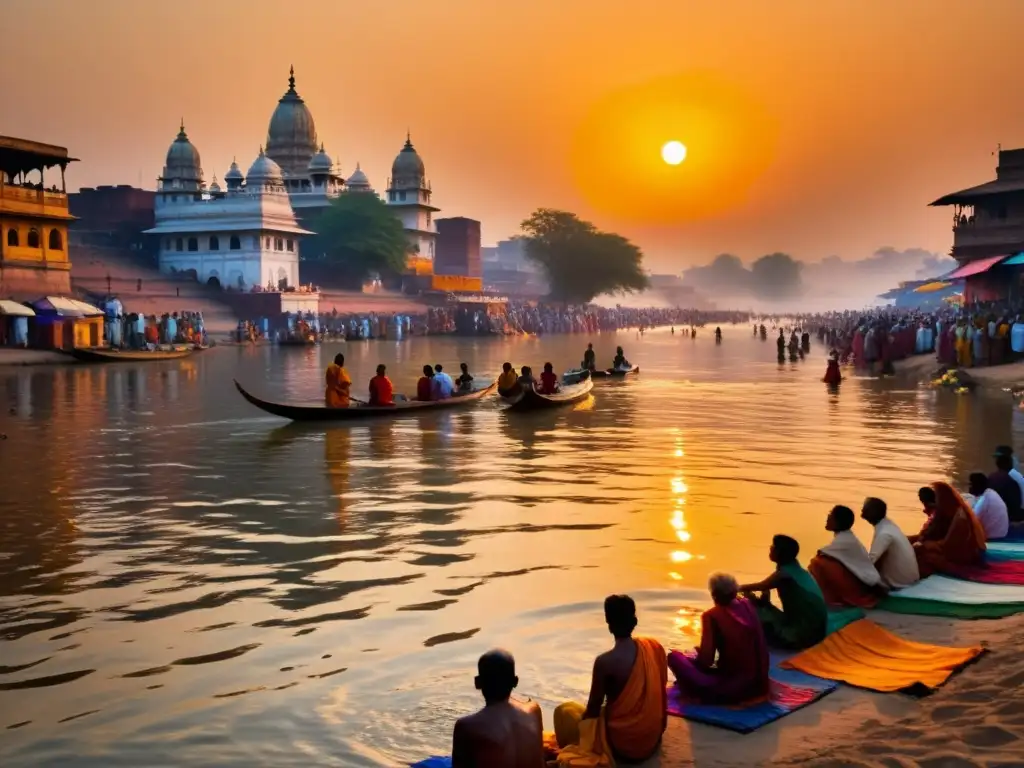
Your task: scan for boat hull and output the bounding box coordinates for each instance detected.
[562,366,638,384]
[235,379,497,422]
[501,378,594,411]
[69,347,195,363]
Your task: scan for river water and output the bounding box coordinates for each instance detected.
[0,327,1020,766]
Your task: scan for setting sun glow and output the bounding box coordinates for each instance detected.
[661,140,687,165]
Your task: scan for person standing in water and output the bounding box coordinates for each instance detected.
[324,353,352,408]
[715,327,722,344]
[777,330,786,361]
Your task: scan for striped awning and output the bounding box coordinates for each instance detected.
[30,296,103,317]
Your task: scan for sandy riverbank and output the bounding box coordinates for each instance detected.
[642,611,1022,767]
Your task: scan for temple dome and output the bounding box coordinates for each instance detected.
[246,148,284,186]
[266,66,318,177]
[162,121,202,183]
[346,162,371,189]
[224,159,244,183]
[390,134,425,188]
[308,144,333,174]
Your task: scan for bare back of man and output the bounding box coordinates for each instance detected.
[595,640,638,705]
[452,699,544,768]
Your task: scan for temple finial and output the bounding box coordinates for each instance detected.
[258,144,264,155]
[288,65,295,91]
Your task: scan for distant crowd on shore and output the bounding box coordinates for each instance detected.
[799,300,1024,372]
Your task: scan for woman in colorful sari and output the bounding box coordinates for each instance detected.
[667,573,769,705]
[912,481,986,578]
[739,535,828,650]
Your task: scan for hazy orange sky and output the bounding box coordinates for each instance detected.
[3,0,1024,271]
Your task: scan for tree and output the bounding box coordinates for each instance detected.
[682,253,753,296]
[308,193,410,287]
[520,208,649,303]
[750,252,803,300]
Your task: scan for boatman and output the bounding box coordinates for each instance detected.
[368,364,394,406]
[583,343,597,371]
[612,346,630,370]
[325,353,352,408]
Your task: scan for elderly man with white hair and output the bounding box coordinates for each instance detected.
[666,572,770,705]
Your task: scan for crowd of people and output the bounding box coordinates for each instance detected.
[797,300,1024,373]
[433,444,1024,766]
[323,354,478,408]
[101,299,207,349]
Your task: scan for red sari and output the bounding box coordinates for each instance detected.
[667,597,770,705]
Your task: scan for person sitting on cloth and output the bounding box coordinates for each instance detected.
[911,481,987,578]
[861,497,920,590]
[739,535,828,650]
[808,505,886,608]
[553,595,667,766]
[667,573,769,705]
[451,649,546,768]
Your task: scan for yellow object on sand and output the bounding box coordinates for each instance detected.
[553,702,613,767]
[780,619,983,692]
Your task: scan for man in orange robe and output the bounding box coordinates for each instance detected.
[553,595,667,766]
[368,364,394,406]
[808,505,885,608]
[324,353,352,408]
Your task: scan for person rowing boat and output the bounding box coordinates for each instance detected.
[325,353,352,408]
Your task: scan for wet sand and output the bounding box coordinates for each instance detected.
[644,612,1022,767]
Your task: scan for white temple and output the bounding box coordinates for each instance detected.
[145,125,310,290]
[147,67,440,286]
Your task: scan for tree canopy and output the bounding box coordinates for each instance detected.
[308,193,410,287]
[520,208,648,303]
[750,252,803,300]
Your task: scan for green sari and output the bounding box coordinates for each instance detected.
[756,560,828,649]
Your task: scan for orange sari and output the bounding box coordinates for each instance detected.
[555,636,668,766]
[915,481,987,578]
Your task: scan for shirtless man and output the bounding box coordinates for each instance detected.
[555,595,667,763]
[451,649,545,768]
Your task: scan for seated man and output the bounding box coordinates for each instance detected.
[913,481,987,578]
[861,497,920,590]
[808,505,885,608]
[517,365,537,391]
[739,535,828,650]
[554,595,667,766]
[970,472,1009,540]
[667,573,769,705]
[612,346,630,370]
[497,362,518,394]
[416,364,435,401]
[539,362,560,395]
[368,364,394,406]
[433,364,456,400]
[457,362,475,393]
[324,353,352,408]
[452,649,545,768]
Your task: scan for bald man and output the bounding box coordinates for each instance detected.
[451,649,545,768]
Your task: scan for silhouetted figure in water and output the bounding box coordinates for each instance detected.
[715,327,722,344]
[777,331,786,362]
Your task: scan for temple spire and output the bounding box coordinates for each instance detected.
[288,65,296,92]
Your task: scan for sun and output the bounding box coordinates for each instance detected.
[661,140,687,165]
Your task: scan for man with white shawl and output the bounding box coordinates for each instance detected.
[809,505,886,608]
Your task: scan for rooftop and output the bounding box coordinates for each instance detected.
[0,135,78,177]
[931,146,1024,206]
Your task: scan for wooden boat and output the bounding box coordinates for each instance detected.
[68,346,195,363]
[562,365,638,384]
[234,379,498,422]
[501,377,594,412]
